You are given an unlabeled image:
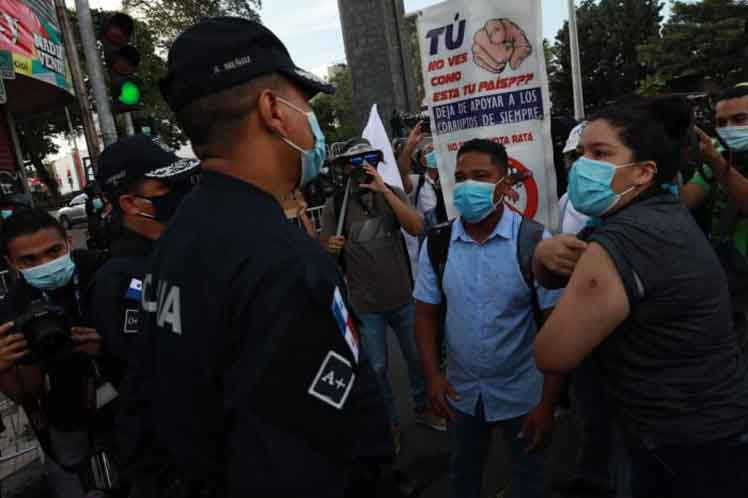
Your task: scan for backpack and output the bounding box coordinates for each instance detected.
[415,174,448,230]
[426,216,545,328]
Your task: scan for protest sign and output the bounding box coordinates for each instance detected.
[416,0,558,225]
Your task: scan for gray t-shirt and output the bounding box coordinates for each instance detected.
[586,193,748,448]
[321,187,413,313]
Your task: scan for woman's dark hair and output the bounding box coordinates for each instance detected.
[588,96,693,185]
[1,208,67,255]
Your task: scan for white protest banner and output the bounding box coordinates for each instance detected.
[362,104,403,190]
[416,0,558,227]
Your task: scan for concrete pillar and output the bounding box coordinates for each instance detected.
[338,0,419,136]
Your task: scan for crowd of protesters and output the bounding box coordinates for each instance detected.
[0,15,746,498]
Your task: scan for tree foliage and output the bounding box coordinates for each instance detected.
[15,113,64,198]
[15,6,201,197]
[549,0,663,116]
[311,65,358,145]
[638,0,748,95]
[124,0,261,49]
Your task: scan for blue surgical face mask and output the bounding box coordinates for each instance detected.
[453,178,504,223]
[277,97,327,187]
[717,126,748,152]
[568,157,638,217]
[1,209,12,219]
[92,198,103,211]
[20,251,76,290]
[425,151,438,169]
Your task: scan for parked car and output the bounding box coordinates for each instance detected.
[56,193,88,229]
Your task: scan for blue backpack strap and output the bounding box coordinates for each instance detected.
[517,217,545,326]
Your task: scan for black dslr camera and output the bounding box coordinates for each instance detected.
[15,301,72,365]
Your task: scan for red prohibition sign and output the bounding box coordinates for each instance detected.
[505,157,539,219]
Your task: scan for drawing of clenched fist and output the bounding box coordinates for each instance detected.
[472,19,532,74]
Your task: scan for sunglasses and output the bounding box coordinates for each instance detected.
[343,151,383,168]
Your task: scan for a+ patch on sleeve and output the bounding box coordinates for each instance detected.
[308,351,356,410]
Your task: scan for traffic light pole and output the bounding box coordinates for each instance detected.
[55,0,102,163]
[123,112,135,136]
[74,0,118,147]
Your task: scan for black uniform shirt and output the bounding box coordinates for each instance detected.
[89,227,153,387]
[140,171,374,497]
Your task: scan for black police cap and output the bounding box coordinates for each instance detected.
[160,17,335,112]
[97,135,200,196]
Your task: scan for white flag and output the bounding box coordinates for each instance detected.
[362,104,403,190]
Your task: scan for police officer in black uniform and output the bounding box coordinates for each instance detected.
[89,135,200,389]
[87,136,200,494]
[139,17,391,498]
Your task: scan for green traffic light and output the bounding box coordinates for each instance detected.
[119,80,141,106]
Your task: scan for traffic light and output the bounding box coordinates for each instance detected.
[100,13,143,113]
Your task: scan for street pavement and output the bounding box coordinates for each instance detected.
[379,335,579,498]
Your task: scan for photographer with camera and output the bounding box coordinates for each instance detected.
[321,138,444,453]
[0,209,110,498]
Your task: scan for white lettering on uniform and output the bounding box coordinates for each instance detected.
[321,371,335,386]
[142,273,183,335]
[157,285,182,335]
[141,274,157,312]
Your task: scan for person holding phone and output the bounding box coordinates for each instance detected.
[681,84,748,347]
[320,138,444,454]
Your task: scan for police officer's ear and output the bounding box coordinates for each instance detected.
[256,90,293,139]
[118,193,151,218]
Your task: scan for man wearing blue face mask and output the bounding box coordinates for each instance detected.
[0,208,109,498]
[146,18,392,497]
[681,84,748,345]
[413,139,564,498]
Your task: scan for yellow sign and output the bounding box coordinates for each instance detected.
[12,54,32,76]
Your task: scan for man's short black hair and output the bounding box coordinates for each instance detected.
[715,85,748,105]
[2,208,67,255]
[457,139,509,170]
[175,73,286,159]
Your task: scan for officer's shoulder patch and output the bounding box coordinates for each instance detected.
[331,287,359,362]
[308,351,355,410]
[124,278,143,301]
[123,308,140,334]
